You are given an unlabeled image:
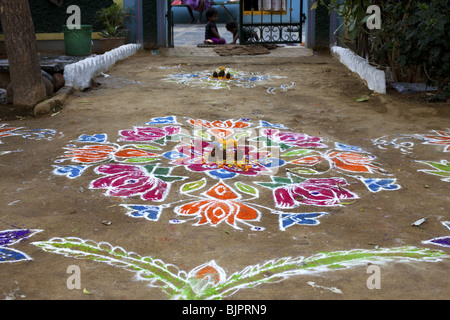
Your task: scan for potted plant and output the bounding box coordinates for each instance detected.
[95,3,127,53]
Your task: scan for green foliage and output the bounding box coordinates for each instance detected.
[95,3,127,38]
[321,0,373,41]
[99,22,122,38]
[315,0,449,99]
[372,1,449,95]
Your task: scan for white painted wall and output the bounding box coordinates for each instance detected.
[64,44,141,90]
[331,46,386,94]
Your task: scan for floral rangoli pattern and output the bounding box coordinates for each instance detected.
[1,123,59,157]
[52,116,402,231]
[0,229,42,263]
[372,129,450,182]
[163,67,295,93]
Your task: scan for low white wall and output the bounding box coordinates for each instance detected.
[64,44,142,90]
[331,46,386,94]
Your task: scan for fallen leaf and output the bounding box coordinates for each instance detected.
[354,95,369,102]
[83,288,93,295]
[339,201,356,205]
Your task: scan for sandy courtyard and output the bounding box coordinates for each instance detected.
[0,48,449,302]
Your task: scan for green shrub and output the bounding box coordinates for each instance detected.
[372,1,449,95]
[318,0,449,99]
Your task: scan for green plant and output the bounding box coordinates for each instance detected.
[316,0,449,100]
[370,1,449,99]
[314,0,374,58]
[99,22,122,38]
[33,237,448,300]
[95,3,127,38]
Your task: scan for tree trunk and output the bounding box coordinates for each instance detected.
[0,0,47,111]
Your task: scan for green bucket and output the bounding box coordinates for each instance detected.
[62,25,93,56]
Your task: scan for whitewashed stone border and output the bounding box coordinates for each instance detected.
[64,44,142,90]
[331,46,386,94]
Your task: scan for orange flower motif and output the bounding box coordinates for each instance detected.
[0,126,20,138]
[189,119,250,129]
[328,151,381,173]
[63,145,159,163]
[423,130,450,152]
[195,265,222,283]
[175,182,260,229]
[64,145,116,163]
[292,155,323,166]
[114,148,158,159]
[187,260,227,286]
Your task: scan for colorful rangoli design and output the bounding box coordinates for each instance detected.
[423,221,450,248]
[163,66,294,92]
[0,229,42,263]
[372,129,450,182]
[32,237,448,300]
[52,116,403,231]
[0,124,57,142]
[1,123,59,156]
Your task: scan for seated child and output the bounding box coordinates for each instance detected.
[225,20,259,44]
[204,7,226,44]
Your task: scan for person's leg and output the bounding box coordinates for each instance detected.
[210,37,226,44]
[197,0,205,23]
[183,0,196,23]
[187,6,195,24]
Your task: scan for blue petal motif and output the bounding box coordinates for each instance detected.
[0,229,33,247]
[260,158,285,168]
[18,128,56,140]
[123,205,162,221]
[75,134,107,143]
[259,120,288,129]
[0,229,40,263]
[361,178,401,192]
[0,247,31,263]
[146,116,178,125]
[423,236,450,248]
[162,151,187,160]
[334,142,364,153]
[52,165,89,179]
[207,168,237,179]
[279,212,328,230]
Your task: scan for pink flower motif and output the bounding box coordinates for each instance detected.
[263,129,328,148]
[274,177,358,208]
[118,126,180,142]
[90,164,169,201]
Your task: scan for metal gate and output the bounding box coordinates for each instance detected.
[166,0,174,47]
[239,0,306,44]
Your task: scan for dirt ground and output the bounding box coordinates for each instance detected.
[0,48,449,302]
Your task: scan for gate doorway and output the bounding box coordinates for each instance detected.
[167,1,239,47]
[239,0,306,44]
[162,1,309,47]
